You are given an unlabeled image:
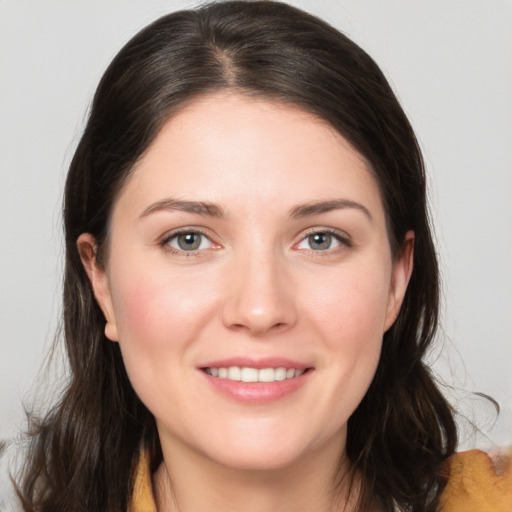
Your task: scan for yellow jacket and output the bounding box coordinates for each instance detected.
[129,449,512,511]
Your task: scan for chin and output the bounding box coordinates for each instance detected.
[197,425,330,473]
[206,444,307,472]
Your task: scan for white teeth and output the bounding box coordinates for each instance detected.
[258,368,275,382]
[227,366,241,381]
[241,367,259,382]
[275,367,287,381]
[205,366,306,383]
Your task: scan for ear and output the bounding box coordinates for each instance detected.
[77,233,119,342]
[384,230,415,331]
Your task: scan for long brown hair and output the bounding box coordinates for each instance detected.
[17,2,456,510]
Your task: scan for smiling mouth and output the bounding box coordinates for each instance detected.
[202,366,308,383]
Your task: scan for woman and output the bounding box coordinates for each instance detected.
[14,2,510,511]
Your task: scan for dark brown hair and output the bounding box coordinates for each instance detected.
[17,2,456,510]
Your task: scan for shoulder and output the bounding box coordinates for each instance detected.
[440,448,512,512]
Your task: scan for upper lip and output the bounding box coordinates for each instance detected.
[199,357,310,370]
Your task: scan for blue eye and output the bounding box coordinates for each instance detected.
[166,231,213,252]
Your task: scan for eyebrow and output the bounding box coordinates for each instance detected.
[289,199,373,222]
[139,197,372,222]
[140,198,225,218]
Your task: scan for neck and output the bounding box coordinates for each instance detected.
[153,432,360,512]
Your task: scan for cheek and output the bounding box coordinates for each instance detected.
[113,277,178,350]
[305,261,392,347]
[281,261,391,444]
[107,265,219,392]
[302,258,391,402]
[110,264,215,346]
[107,266,220,416]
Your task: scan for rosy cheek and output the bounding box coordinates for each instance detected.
[109,275,188,394]
[119,285,161,344]
[111,267,219,351]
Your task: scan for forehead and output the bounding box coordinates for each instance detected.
[113,92,385,225]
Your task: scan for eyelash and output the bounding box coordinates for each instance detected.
[159,227,352,257]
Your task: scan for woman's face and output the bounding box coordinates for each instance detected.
[80,93,413,471]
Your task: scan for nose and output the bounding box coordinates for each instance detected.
[221,248,298,336]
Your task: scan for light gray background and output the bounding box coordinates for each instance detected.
[1,0,511,504]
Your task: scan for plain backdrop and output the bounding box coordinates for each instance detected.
[1,0,511,504]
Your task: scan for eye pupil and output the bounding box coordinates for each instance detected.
[309,233,331,250]
[178,233,201,250]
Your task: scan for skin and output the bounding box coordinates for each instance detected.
[79,93,414,511]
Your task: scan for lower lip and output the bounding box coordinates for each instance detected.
[200,370,312,404]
